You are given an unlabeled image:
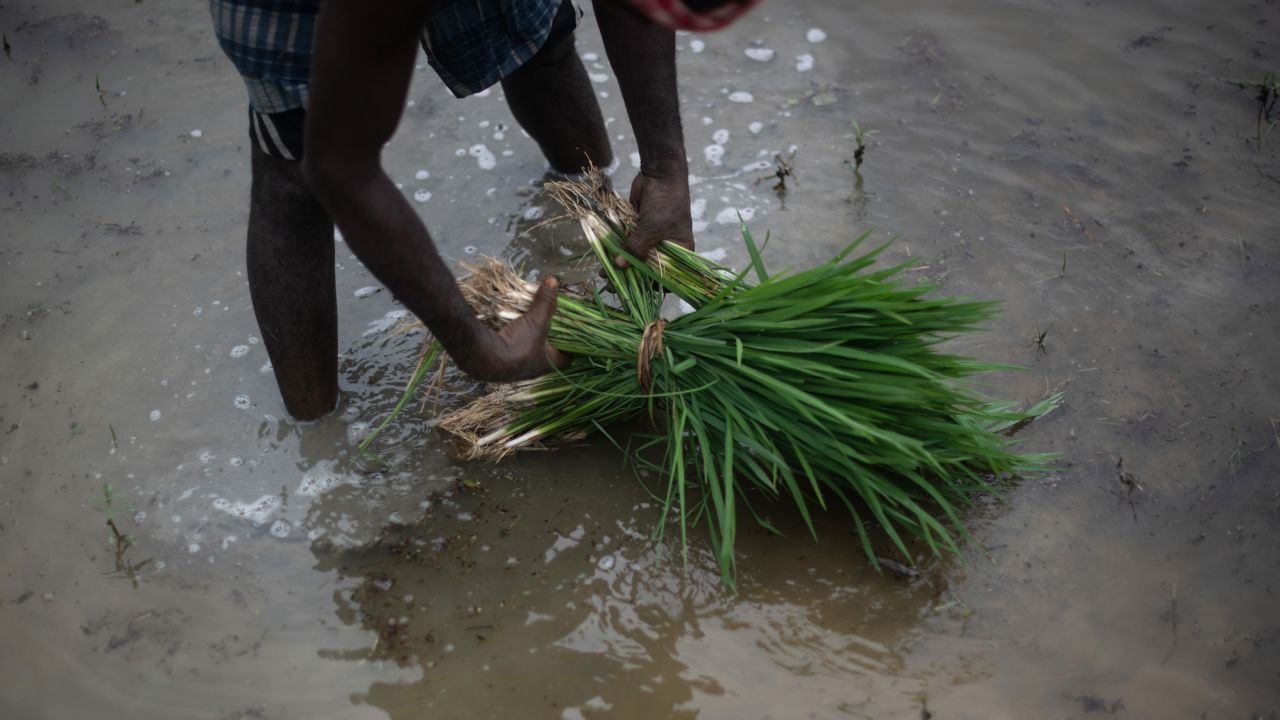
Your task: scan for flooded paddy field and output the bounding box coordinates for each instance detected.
[1,0,1277,718]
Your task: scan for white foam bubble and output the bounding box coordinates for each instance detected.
[464,245,478,254]
[212,494,280,526]
[199,449,216,464]
[703,144,725,166]
[728,91,754,103]
[269,520,291,538]
[689,197,707,220]
[629,151,641,168]
[715,206,756,224]
[415,169,430,180]
[742,159,773,172]
[346,421,370,445]
[233,394,251,410]
[414,189,432,202]
[689,39,705,53]
[189,129,203,138]
[188,542,201,553]
[795,53,814,72]
[712,128,730,144]
[247,335,260,345]
[364,309,408,336]
[298,460,347,497]
[454,148,466,157]
[588,72,608,83]
[469,144,497,170]
[806,28,827,43]
[149,409,162,422]
[581,52,598,61]
[229,344,250,358]
[744,47,775,62]
[259,361,273,374]
[748,121,764,134]
[354,285,380,298]
[522,205,545,220]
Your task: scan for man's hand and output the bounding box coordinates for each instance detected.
[594,0,694,267]
[456,278,570,382]
[614,172,694,268]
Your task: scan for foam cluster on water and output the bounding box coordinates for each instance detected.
[364,309,408,336]
[297,460,351,497]
[212,494,281,526]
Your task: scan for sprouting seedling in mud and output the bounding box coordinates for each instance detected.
[91,481,129,550]
[95,73,108,110]
[845,118,877,172]
[1217,72,1278,149]
[1030,323,1053,357]
[90,482,152,587]
[754,149,796,191]
[1115,456,1142,522]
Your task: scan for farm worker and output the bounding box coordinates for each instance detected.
[210,0,759,419]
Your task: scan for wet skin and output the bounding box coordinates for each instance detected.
[247,0,695,420]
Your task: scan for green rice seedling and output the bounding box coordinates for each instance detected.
[415,173,1061,588]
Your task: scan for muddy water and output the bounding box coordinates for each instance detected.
[2,0,1278,718]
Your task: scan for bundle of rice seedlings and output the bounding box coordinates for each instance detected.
[404,173,1058,587]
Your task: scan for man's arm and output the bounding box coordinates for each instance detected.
[593,0,695,267]
[303,0,565,382]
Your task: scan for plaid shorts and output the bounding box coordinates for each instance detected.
[209,0,577,159]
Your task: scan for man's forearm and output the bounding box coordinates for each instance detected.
[307,167,487,364]
[302,0,492,371]
[593,0,687,179]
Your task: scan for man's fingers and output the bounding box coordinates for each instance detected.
[613,231,653,268]
[525,277,560,328]
[544,343,572,371]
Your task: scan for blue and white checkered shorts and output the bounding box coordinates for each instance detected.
[210,0,576,158]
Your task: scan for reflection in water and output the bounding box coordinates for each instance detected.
[307,446,948,718]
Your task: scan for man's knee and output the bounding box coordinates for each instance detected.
[509,0,579,76]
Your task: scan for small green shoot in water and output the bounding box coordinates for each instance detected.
[95,73,107,110]
[92,482,128,545]
[91,482,151,587]
[846,119,877,172]
[1032,324,1053,358]
[1219,72,1278,149]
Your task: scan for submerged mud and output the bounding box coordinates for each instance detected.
[2,0,1278,718]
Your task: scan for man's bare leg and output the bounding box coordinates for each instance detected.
[501,21,613,174]
[247,144,339,420]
